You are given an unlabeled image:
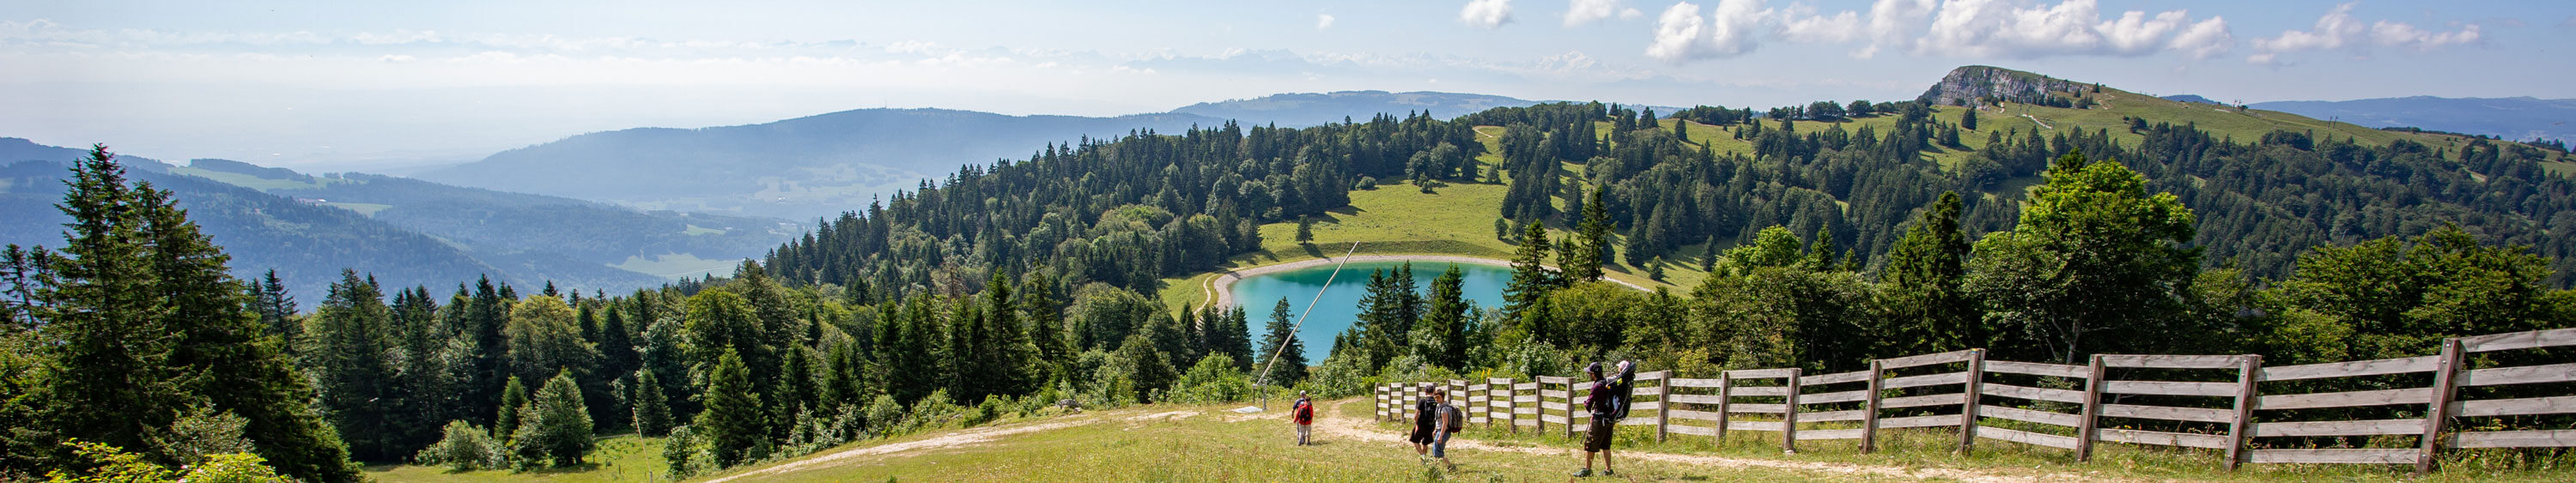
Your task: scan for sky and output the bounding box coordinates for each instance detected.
[3,0,2568,172]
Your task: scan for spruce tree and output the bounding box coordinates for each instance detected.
[1018,275,1068,380]
[1254,298,1308,386]
[1504,220,1558,320]
[308,269,399,461]
[494,376,528,442]
[630,370,673,437]
[1571,185,1613,281]
[696,348,766,467]
[1882,191,1974,353]
[1423,266,1470,370]
[516,370,592,467]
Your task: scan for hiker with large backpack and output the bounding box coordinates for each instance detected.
[1291,391,1316,446]
[1409,385,1440,456]
[1575,360,1636,478]
[1429,387,1463,471]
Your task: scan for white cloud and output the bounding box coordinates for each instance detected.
[1777,3,1862,44]
[2250,3,2481,64]
[1858,0,1934,58]
[1645,3,1710,61]
[1461,0,1516,28]
[1566,0,1614,27]
[1317,14,1337,30]
[1908,0,2227,59]
[1707,0,1770,56]
[2167,16,2232,59]
[1644,0,1767,62]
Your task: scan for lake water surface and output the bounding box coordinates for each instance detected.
[1227,260,1512,362]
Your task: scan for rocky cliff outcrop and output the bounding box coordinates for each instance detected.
[1917,65,2093,107]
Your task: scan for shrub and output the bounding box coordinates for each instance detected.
[1163,354,1255,404]
[413,420,507,471]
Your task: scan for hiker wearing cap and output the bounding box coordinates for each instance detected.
[1409,386,1439,456]
[1291,391,1315,446]
[1575,360,1636,478]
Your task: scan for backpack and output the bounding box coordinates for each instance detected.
[1442,404,1464,432]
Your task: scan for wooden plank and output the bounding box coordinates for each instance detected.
[1667,424,1717,437]
[2453,395,2576,417]
[1730,403,1787,414]
[1880,415,1961,429]
[1512,408,1540,415]
[1538,389,1570,399]
[2256,388,2433,410]
[1981,383,2087,404]
[2097,428,2230,449]
[1537,376,1573,384]
[1979,405,2081,427]
[1617,418,1658,426]
[2226,354,2261,470]
[2451,429,2576,449]
[1984,360,2089,378]
[1882,371,1968,389]
[2458,327,2576,353]
[1799,429,1865,440]
[1489,377,1515,384]
[1511,395,1540,403]
[1726,420,1785,432]
[2245,449,2415,464]
[2103,380,2237,397]
[2099,403,2236,424]
[1668,394,1728,405]
[1880,393,1966,408]
[1879,350,1976,370]
[1629,401,1663,412]
[2251,419,2425,438]
[1540,414,1568,425]
[1978,427,2079,450]
[1803,409,1865,422]
[1514,383,1538,390]
[1636,371,1668,381]
[1728,368,1799,378]
[2257,355,2439,382]
[1800,389,1868,405]
[2458,363,2576,387]
[1802,370,1872,386]
[1668,408,1723,421]
[1668,377,1725,388]
[1731,386,1789,397]
[2099,354,2248,369]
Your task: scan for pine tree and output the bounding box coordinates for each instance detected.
[1881,191,1975,353]
[1422,266,1470,370]
[1295,217,1315,246]
[495,376,528,441]
[696,348,767,467]
[1019,275,1068,380]
[1504,220,1558,320]
[308,269,400,461]
[252,269,297,345]
[515,370,592,467]
[1570,186,1612,282]
[1961,108,1978,130]
[630,370,673,437]
[1254,298,1308,386]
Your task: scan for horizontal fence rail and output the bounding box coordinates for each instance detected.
[1371,327,2576,475]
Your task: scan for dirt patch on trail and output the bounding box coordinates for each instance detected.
[704,415,1097,483]
[1309,399,2098,483]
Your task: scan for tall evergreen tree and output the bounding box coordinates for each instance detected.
[696,348,767,467]
[494,376,528,444]
[514,369,592,468]
[1253,298,1308,386]
[252,269,297,346]
[630,370,673,438]
[1571,185,1613,281]
[1880,191,1976,354]
[1504,220,1559,320]
[307,269,400,461]
[1421,266,1471,370]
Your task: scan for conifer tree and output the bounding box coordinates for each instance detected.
[252,269,297,345]
[516,369,592,467]
[1019,275,1068,379]
[1504,220,1558,319]
[630,370,673,438]
[308,269,399,461]
[495,376,528,440]
[696,348,767,467]
[1881,191,1974,353]
[1570,186,1612,282]
[1422,266,1471,369]
[1254,298,1308,386]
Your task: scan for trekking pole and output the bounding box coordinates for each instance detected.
[1255,241,1361,410]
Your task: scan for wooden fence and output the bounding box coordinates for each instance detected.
[1374,327,2576,474]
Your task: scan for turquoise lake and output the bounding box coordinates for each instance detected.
[1227,260,1513,362]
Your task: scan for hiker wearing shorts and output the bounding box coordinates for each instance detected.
[1431,389,1461,471]
[1408,386,1438,456]
[1291,391,1315,446]
[1576,360,1635,478]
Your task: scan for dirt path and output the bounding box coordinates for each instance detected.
[702,414,1099,483]
[1310,399,2077,482]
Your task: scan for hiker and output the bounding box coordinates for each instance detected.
[1408,385,1438,456]
[1431,387,1462,471]
[1575,360,1636,478]
[1291,391,1315,446]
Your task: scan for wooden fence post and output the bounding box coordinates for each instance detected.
[2224,354,2260,471]
[1503,377,1518,433]
[2416,338,2464,475]
[1534,378,1548,435]
[1783,368,1802,454]
[1959,349,1985,455]
[1564,378,1577,440]
[2076,354,2107,462]
[1714,373,1733,444]
[1375,383,1385,421]
[1656,371,1673,443]
[1862,359,1884,454]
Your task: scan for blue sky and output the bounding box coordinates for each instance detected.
[2,0,2568,171]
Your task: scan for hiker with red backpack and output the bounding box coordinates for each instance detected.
[1575,360,1636,478]
[1291,391,1315,446]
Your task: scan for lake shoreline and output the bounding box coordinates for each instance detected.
[1205,254,1645,309]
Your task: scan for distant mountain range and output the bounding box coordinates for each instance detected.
[414,91,1549,220]
[3,137,791,299]
[2248,96,2576,144]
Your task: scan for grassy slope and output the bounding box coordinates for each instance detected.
[370,435,671,482]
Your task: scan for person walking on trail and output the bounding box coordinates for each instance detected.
[1430,388,1462,471]
[1408,386,1439,456]
[1575,360,1636,478]
[1291,391,1316,446]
